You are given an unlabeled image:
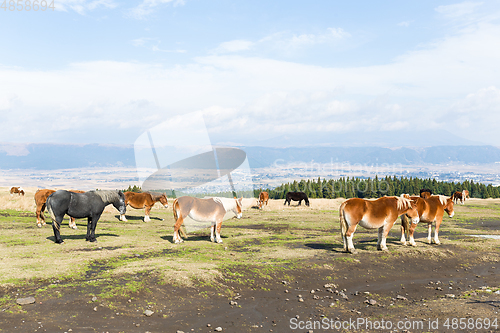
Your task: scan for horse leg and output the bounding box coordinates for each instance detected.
[427,223,432,244]
[143,206,151,222]
[173,215,184,244]
[210,224,215,242]
[434,218,442,245]
[408,222,417,246]
[69,217,77,229]
[51,215,64,244]
[215,220,223,243]
[87,216,100,242]
[378,223,393,251]
[119,213,128,222]
[345,224,358,254]
[36,203,44,228]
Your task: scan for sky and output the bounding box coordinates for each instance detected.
[1,0,500,147]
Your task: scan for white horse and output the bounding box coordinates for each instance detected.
[172,196,243,244]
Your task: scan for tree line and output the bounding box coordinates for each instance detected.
[255,176,500,200]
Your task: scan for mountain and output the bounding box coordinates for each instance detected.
[1,143,500,170]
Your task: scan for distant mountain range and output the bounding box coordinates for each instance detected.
[1,143,500,170]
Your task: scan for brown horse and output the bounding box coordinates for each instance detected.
[258,191,269,208]
[10,187,24,196]
[339,196,419,253]
[400,195,455,246]
[172,196,242,244]
[451,191,464,204]
[35,189,84,229]
[463,189,470,201]
[120,192,168,222]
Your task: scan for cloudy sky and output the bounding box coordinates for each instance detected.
[1,0,500,147]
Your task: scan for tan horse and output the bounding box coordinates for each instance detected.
[10,187,24,196]
[419,189,432,199]
[462,189,470,202]
[120,192,168,222]
[400,195,455,246]
[339,196,419,253]
[35,189,84,229]
[172,196,243,244]
[258,191,269,208]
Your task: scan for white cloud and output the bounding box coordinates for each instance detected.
[127,0,185,20]
[213,40,255,54]
[131,37,187,53]
[55,0,117,14]
[397,21,411,27]
[435,1,483,18]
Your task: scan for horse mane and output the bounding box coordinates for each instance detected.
[396,196,413,211]
[438,195,448,206]
[92,190,122,203]
[212,197,239,212]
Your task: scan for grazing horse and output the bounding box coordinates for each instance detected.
[258,191,269,209]
[120,191,168,222]
[46,190,126,244]
[284,191,310,206]
[10,187,24,196]
[451,191,464,204]
[400,195,454,246]
[339,196,419,253]
[462,189,470,203]
[172,196,243,244]
[419,188,433,199]
[35,189,85,229]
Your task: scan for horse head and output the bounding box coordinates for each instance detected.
[406,199,420,225]
[160,193,169,208]
[115,191,127,215]
[445,197,455,217]
[234,197,243,219]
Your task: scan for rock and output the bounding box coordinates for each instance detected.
[207,324,211,327]
[16,297,35,305]
[177,331,185,333]
[215,327,223,332]
[445,294,455,298]
[143,310,154,317]
[229,301,238,306]
[93,307,98,312]
[396,295,408,301]
[91,296,97,302]
[310,290,315,294]
[365,299,377,305]
[298,298,304,302]
[436,287,443,291]
[324,283,338,289]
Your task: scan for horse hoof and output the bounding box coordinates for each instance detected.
[347,248,357,254]
[217,240,223,244]
[37,224,42,228]
[401,241,407,246]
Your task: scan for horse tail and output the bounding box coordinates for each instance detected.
[339,201,348,239]
[172,198,187,238]
[46,196,60,231]
[401,214,409,240]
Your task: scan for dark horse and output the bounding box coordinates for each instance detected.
[284,191,310,206]
[46,190,126,244]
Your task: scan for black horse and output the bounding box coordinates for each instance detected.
[46,190,126,244]
[284,191,310,206]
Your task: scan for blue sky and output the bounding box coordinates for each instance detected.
[1,0,500,147]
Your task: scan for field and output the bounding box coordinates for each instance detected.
[0,187,499,332]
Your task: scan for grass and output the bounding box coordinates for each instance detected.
[1,188,499,308]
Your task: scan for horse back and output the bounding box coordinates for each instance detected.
[176,196,225,219]
[418,196,445,222]
[124,191,152,208]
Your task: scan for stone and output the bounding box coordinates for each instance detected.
[143,310,154,317]
[16,297,35,305]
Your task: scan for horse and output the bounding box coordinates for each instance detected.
[119,191,168,222]
[400,195,455,246]
[46,189,126,244]
[258,191,269,209]
[451,191,463,204]
[462,189,470,202]
[284,191,309,206]
[35,189,85,229]
[339,196,419,253]
[172,196,243,244]
[419,188,433,199]
[10,187,24,196]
